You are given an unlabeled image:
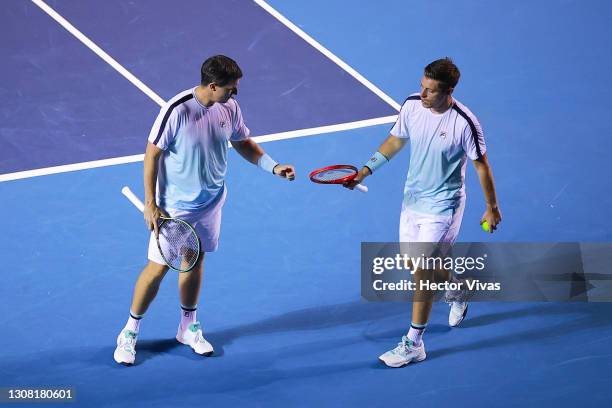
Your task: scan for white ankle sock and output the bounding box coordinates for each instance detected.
[125,310,142,333]
[407,323,427,346]
[180,305,197,330]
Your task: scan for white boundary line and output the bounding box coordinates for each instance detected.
[31,0,166,107]
[0,116,397,182]
[253,0,401,112]
[250,115,396,143]
[0,154,145,182]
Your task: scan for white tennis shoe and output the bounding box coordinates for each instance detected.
[378,336,426,368]
[449,302,469,327]
[176,322,214,356]
[114,329,138,365]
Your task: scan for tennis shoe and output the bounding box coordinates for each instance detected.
[114,329,138,365]
[444,280,472,303]
[378,336,426,368]
[176,322,213,356]
[449,301,469,327]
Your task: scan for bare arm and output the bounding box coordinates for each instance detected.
[231,138,296,180]
[377,135,409,162]
[143,142,167,236]
[345,135,408,188]
[230,138,264,165]
[472,153,502,232]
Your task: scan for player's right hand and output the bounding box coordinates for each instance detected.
[144,203,168,237]
[343,167,371,190]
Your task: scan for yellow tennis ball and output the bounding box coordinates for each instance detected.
[482,221,490,233]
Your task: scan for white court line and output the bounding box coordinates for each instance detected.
[31,0,166,107]
[250,115,396,143]
[253,0,401,112]
[0,154,145,182]
[0,115,397,182]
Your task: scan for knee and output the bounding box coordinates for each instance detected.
[191,252,205,273]
[144,261,169,280]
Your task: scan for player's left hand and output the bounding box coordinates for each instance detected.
[481,205,502,233]
[273,164,296,181]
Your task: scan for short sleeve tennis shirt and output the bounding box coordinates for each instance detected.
[148,87,250,211]
[390,94,486,215]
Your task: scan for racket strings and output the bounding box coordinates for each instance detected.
[159,219,199,270]
[312,168,356,182]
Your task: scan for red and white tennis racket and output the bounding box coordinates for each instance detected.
[309,165,368,193]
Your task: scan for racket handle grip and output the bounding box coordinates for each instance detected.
[121,186,145,213]
[355,184,368,193]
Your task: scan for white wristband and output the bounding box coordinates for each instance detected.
[257,153,278,174]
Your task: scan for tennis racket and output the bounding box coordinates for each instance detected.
[121,186,200,273]
[309,165,368,193]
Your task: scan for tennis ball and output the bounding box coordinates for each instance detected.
[482,221,490,233]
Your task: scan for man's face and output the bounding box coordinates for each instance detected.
[212,79,239,103]
[420,76,451,110]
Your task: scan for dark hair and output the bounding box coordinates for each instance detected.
[424,58,460,91]
[201,55,243,86]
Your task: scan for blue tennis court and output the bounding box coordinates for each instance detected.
[1,0,611,406]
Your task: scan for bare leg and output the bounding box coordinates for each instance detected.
[130,261,169,316]
[411,267,450,325]
[179,252,205,308]
[411,268,435,325]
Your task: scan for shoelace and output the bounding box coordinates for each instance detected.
[189,322,206,344]
[121,330,137,348]
[393,336,414,354]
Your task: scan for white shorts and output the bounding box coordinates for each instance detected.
[148,188,227,264]
[399,198,465,244]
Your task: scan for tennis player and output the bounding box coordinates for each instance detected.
[345,58,501,367]
[114,55,295,365]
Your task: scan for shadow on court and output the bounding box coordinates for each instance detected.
[2,302,609,370]
[1,301,611,404]
[429,302,612,361]
[205,301,612,360]
[206,301,407,356]
[134,339,182,365]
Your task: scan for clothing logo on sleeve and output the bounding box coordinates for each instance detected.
[219,121,227,128]
[440,131,447,139]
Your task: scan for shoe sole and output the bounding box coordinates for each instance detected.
[113,352,134,366]
[176,336,214,357]
[379,353,427,368]
[449,304,469,327]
